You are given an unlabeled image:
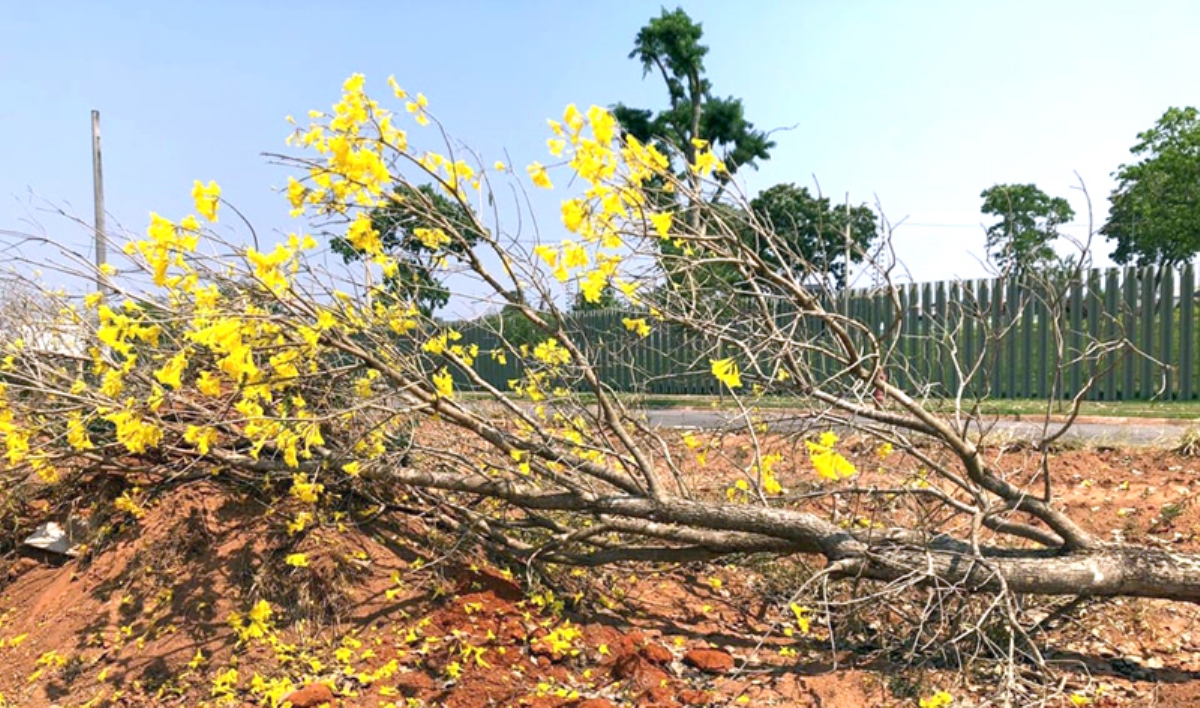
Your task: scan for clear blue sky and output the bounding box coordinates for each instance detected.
[2,0,1197,307]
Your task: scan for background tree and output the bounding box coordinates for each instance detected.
[1102,106,1200,269]
[980,183,1074,278]
[331,183,484,316]
[746,183,878,288]
[611,7,775,187]
[613,8,880,290]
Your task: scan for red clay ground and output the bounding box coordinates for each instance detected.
[4,435,1200,706]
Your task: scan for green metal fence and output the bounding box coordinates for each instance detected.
[452,264,1200,401]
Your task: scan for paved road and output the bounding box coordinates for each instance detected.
[640,408,1194,447]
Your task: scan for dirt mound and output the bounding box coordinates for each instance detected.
[0,481,860,706]
[6,447,1200,705]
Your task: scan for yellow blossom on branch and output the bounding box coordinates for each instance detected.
[621,317,651,338]
[290,473,323,504]
[710,358,742,389]
[192,180,221,222]
[806,431,857,481]
[432,369,454,399]
[527,162,553,189]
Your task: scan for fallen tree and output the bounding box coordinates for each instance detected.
[0,74,1184,701]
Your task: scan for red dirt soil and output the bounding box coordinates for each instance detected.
[4,443,1200,706]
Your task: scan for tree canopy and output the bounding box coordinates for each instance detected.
[612,8,877,289]
[979,183,1074,278]
[1102,106,1200,269]
[331,182,484,315]
[747,184,878,288]
[612,7,775,183]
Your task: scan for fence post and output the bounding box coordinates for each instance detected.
[1006,277,1018,399]
[1161,267,1175,399]
[1141,267,1156,399]
[1123,267,1138,399]
[1183,263,1195,401]
[1086,269,1102,401]
[1068,276,1083,398]
[986,279,1001,399]
[1104,269,1119,400]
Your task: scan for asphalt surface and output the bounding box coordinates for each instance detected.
[640,408,1195,447]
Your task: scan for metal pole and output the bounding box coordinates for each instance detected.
[91,110,107,293]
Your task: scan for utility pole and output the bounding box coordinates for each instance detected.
[91,110,107,293]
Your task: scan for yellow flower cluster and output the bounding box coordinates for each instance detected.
[124,213,199,287]
[806,432,857,481]
[710,357,742,389]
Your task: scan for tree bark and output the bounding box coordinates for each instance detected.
[356,462,1200,604]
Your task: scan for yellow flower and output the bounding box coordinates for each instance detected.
[806,432,857,481]
[710,358,742,389]
[290,473,323,504]
[285,553,309,568]
[387,75,407,99]
[346,212,382,255]
[876,442,894,459]
[342,461,361,476]
[649,211,672,239]
[432,369,454,399]
[66,413,94,451]
[196,370,223,396]
[413,227,451,250]
[286,177,307,216]
[563,104,585,135]
[689,148,725,176]
[532,338,570,367]
[287,511,312,536]
[105,409,163,453]
[114,490,146,519]
[790,603,811,634]
[527,162,553,189]
[154,350,189,389]
[578,269,607,304]
[246,244,292,294]
[587,105,616,144]
[406,93,430,126]
[493,160,506,171]
[561,199,587,233]
[919,691,953,708]
[621,318,650,338]
[184,425,218,455]
[192,180,221,222]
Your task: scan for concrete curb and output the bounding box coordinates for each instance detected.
[660,407,1197,429]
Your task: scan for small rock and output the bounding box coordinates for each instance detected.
[678,688,712,705]
[639,642,673,664]
[280,682,334,708]
[613,654,671,689]
[641,685,676,703]
[683,648,734,674]
[7,557,40,577]
[394,672,437,696]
